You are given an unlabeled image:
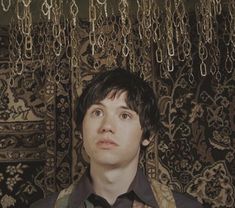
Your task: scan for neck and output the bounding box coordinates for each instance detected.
[90,162,138,205]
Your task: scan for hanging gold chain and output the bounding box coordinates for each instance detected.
[95,2,105,52]
[152,2,163,64]
[143,0,152,40]
[9,19,16,86]
[119,0,131,57]
[70,0,79,26]
[89,0,97,55]
[4,0,235,85]
[165,0,174,58]
[224,0,235,74]
[52,0,63,58]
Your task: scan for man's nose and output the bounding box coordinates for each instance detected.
[99,114,115,133]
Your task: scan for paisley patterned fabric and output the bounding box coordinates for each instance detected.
[149,180,176,208]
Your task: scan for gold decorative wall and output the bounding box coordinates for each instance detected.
[0,0,234,207]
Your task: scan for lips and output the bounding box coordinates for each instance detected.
[96,139,118,148]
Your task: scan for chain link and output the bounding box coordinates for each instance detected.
[1,0,11,11]
[41,0,53,20]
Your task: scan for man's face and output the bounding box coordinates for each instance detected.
[82,92,145,168]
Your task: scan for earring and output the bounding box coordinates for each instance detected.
[142,139,150,146]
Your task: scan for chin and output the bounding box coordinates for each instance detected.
[93,155,120,166]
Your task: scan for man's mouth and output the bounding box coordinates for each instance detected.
[96,139,118,149]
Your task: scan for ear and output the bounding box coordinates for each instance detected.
[76,130,83,140]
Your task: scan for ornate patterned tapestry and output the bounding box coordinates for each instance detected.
[0,1,234,208]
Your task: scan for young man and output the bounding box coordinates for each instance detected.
[31,68,202,208]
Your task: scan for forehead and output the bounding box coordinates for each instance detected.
[104,90,127,100]
[96,91,128,106]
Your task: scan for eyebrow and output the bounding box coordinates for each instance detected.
[91,102,104,107]
[119,106,132,111]
[91,102,134,111]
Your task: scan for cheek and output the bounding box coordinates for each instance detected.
[82,125,94,147]
[82,119,94,150]
[122,126,143,145]
[83,139,90,154]
[82,117,95,135]
[82,132,95,158]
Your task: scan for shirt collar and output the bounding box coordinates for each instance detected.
[128,168,158,207]
[69,168,94,208]
[69,167,158,208]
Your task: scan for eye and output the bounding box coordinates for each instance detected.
[120,112,132,120]
[91,109,104,117]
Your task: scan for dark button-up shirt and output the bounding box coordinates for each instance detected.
[30,168,203,208]
[68,168,158,208]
